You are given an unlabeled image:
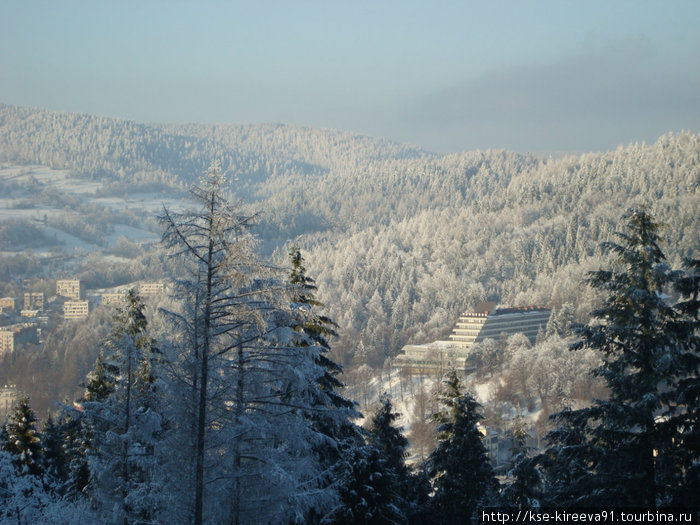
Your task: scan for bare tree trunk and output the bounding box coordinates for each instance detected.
[194,198,215,525]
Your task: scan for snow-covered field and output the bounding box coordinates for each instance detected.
[0,164,184,253]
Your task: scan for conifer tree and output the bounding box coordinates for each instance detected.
[427,370,497,524]
[2,395,43,477]
[161,167,348,524]
[543,209,699,507]
[325,443,405,525]
[84,352,115,403]
[368,394,410,480]
[41,413,69,486]
[84,288,166,524]
[288,245,359,446]
[500,417,542,509]
[287,246,363,523]
[289,245,354,415]
[662,257,700,506]
[367,393,430,523]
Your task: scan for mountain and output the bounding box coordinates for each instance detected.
[1,104,698,368]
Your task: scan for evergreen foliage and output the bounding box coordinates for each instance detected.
[364,393,430,524]
[83,288,166,524]
[40,413,69,486]
[500,417,543,509]
[543,209,700,508]
[427,370,498,524]
[324,443,405,525]
[288,245,358,446]
[2,395,43,476]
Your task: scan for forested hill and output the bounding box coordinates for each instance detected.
[1,104,698,368]
[0,104,428,192]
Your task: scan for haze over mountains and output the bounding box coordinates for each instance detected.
[0,103,698,369]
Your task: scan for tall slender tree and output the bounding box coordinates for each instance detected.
[161,167,348,524]
[160,165,264,524]
[427,370,497,524]
[288,246,359,445]
[84,288,165,523]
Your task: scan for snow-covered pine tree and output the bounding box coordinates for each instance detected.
[323,443,405,525]
[426,370,497,524]
[287,245,363,523]
[161,166,349,524]
[288,245,357,426]
[367,394,410,490]
[543,209,698,508]
[2,395,43,477]
[40,413,69,487]
[662,256,700,506]
[83,289,166,523]
[365,393,429,523]
[500,417,542,509]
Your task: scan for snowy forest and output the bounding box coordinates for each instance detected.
[0,105,699,523]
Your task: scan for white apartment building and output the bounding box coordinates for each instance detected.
[447,302,551,349]
[139,282,165,296]
[57,279,81,300]
[398,302,551,371]
[64,300,89,320]
[102,292,127,307]
[0,330,13,358]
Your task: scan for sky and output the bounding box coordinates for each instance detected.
[1,1,699,154]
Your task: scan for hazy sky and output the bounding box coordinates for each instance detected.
[1,1,698,154]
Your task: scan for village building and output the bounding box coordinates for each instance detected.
[0,297,16,310]
[63,300,89,320]
[23,292,44,310]
[139,281,165,296]
[56,279,81,300]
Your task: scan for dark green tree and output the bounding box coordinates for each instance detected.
[288,246,364,524]
[543,209,699,508]
[85,288,166,524]
[500,417,542,509]
[40,413,69,485]
[367,394,410,521]
[663,257,700,506]
[288,245,355,417]
[2,395,43,476]
[427,370,497,524]
[325,442,405,525]
[84,352,115,403]
[367,393,430,524]
[61,412,92,499]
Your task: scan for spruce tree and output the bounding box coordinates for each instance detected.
[2,395,43,476]
[288,246,363,523]
[288,246,359,446]
[663,257,700,506]
[41,413,69,486]
[365,393,430,524]
[367,394,410,521]
[85,288,166,524]
[543,209,699,507]
[326,443,405,525]
[500,417,542,509]
[288,245,355,416]
[84,352,115,403]
[427,370,497,524]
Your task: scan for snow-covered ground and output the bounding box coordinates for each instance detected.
[0,164,184,254]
